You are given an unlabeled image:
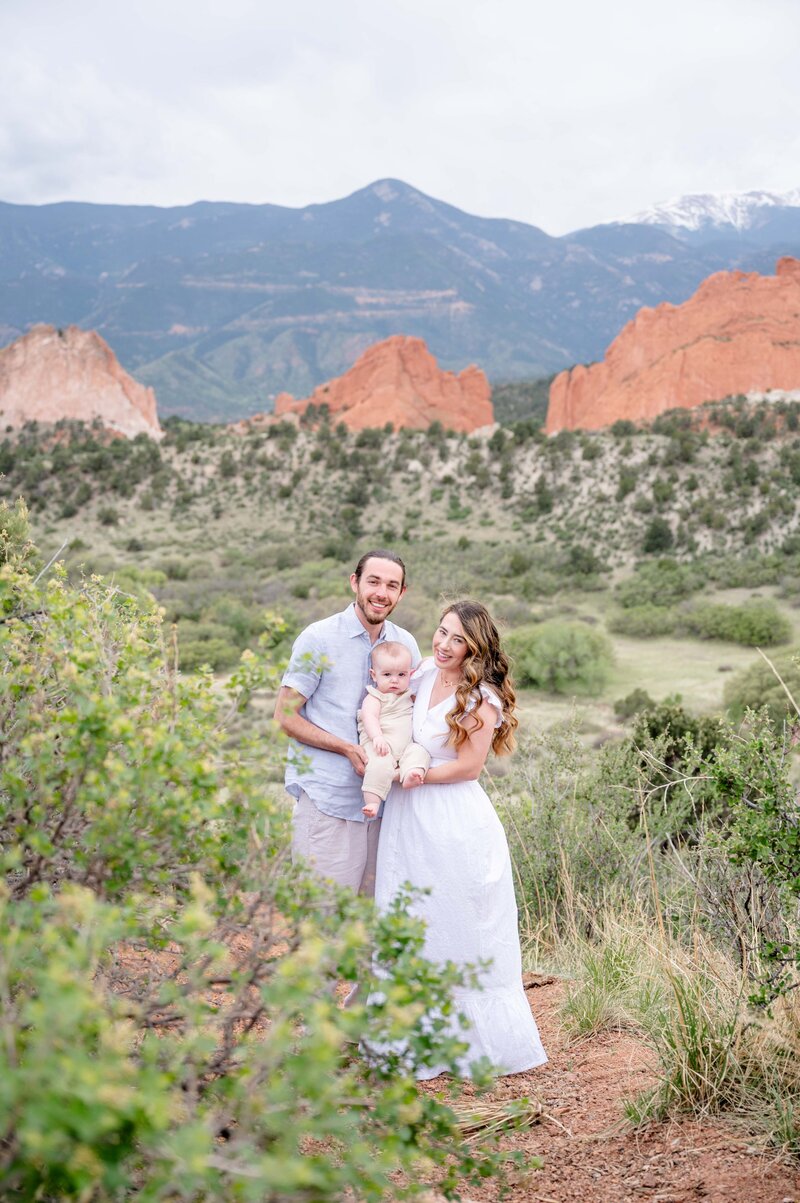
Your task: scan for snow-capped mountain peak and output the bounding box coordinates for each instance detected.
[625,188,800,233]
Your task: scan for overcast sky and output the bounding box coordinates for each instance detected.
[1,0,798,235]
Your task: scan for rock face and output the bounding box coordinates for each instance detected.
[546,258,800,432]
[0,325,162,439]
[273,335,493,432]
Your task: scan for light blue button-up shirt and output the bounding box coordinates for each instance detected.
[282,603,421,821]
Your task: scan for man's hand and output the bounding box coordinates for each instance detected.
[373,737,390,757]
[345,743,369,777]
[275,687,369,775]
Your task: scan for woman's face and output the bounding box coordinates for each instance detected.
[432,611,469,676]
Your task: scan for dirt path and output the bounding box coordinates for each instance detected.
[425,979,800,1203]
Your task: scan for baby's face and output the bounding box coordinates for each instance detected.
[371,655,413,695]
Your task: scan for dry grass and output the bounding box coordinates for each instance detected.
[549,896,800,1156]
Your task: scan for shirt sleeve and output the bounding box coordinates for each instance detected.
[281,627,325,699]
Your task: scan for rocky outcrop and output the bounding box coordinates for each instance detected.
[273,335,493,432]
[0,325,162,439]
[546,258,800,432]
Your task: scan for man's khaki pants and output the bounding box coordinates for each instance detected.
[290,790,381,897]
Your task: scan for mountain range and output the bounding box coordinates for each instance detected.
[2,180,800,421]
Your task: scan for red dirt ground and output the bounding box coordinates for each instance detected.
[422,978,800,1203]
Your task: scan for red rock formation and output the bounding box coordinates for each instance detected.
[273,335,493,432]
[546,258,800,432]
[0,325,162,439]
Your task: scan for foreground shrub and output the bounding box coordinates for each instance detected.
[0,497,35,567]
[507,620,613,695]
[712,710,800,1004]
[0,547,520,1200]
[1,876,520,1201]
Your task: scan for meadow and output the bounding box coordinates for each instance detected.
[1,396,800,1199]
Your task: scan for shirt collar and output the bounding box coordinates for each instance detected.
[343,602,386,641]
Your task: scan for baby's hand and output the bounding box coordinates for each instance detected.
[373,737,390,757]
[362,801,381,818]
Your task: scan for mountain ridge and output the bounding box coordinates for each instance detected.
[3,180,800,420]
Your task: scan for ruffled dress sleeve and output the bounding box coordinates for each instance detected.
[466,683,504,729]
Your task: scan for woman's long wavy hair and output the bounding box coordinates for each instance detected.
[440,601,518,756]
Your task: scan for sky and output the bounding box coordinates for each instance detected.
[1,0,799,235]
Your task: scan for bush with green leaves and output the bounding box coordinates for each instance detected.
[642,516,674,553]
[0,536,523,1201]
[614,558,705,610]
[627,699,728,827]
[607,603,678,639]
[506,619,613,695]
[613,687,657,720]
[683,598,792,647]
[0,497,36,567]
[711,710,800,1004]
[723,649,800,726]
[492,714,720,942]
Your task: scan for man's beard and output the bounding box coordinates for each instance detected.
[355,590,394,625]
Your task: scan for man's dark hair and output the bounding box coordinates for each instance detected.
[353,549,407,588]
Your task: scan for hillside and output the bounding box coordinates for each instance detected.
[1,397,798,731]
[7,401,800,563]
[2,181,800,419]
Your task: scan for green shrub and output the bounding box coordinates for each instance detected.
[0,497,35,567]
[616,467,637,500]
[0,568,243,900]
[608,604,678,638]
[507,619,613,695]
[684,599,792,647]
[492,716,712,938]
[614,688,656,720]
[723,650,800,726]
[712,711,800,1003]
[642,517,674,553]
[704,553,782,589]
[0,548,518,1201]
[615,559,705,609]
[179,635,241,672]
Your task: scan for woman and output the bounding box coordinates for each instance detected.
[374,600,547,1080]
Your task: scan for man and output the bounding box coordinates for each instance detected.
[274,549,421,896]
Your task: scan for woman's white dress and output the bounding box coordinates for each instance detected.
[375,659,547,1080]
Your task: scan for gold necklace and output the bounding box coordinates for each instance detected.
[439,671,460,688]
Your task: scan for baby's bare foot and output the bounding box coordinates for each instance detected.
[402,769,426,789]
[362,804,380,818]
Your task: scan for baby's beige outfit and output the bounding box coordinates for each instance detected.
[358,686,430,801]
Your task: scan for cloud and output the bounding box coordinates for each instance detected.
[1,0,798,232]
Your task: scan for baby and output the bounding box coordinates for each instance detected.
[358,641,430,818]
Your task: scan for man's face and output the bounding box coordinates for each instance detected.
[350,557,406,627]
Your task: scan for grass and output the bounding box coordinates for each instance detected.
[548,888,800,1156]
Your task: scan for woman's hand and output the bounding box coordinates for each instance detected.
[422,699,496,784]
